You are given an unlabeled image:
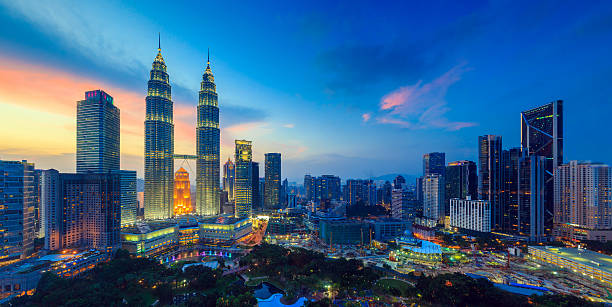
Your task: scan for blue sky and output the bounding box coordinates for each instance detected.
[0,0,611,182]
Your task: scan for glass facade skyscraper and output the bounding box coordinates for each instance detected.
[518,155,546,242]
[76,90,119,173]
[0,160,35,265]
[478,135,504,231]
[521,100,563,234]
[251,162,260,211]
[144,43,174,220]
[423,152,445,176]
[196,52,220,216]
[445,160,477,216]
[115,170,137,227]
[234,140,252,218]
[264,153,281,209]
[223,158,235,203]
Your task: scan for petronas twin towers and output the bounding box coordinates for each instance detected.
[144,39,220,220]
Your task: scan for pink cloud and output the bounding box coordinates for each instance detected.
[0,55,198,164]
[374,63,477,131]
[361,113,372,122]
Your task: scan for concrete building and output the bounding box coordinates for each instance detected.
[554,161,611,233]
[391,189,416,221]
[449,198,491,233]
[423,174,444,221]
[45,172,121,252]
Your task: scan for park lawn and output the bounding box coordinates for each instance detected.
[376,278,413,295]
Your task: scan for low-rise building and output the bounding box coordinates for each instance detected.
[319,219,370,245]
[121,222,178,258]
[198,216,252,242]
[367,218,411,242]
[528,246,612,287]
[449,198,491,233]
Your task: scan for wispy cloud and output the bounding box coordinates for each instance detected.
[361,113,371,122]
[371,64,477,131]
[283,123,295,128]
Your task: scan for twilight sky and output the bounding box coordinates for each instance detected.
[0,0,611,182]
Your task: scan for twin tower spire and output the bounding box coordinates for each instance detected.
[144,34,220,220]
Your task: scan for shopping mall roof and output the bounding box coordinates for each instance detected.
[531,246,612,274]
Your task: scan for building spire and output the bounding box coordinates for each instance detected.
[207,48,210,67]
[158,32,161,51]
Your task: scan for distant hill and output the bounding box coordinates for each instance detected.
[371,173,417,184]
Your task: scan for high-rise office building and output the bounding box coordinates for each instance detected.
[196,51,220,216]
[415,177,424,215]
[173,167,192,216]
[391,189,416,221]
[423,152,446,176]
[0,160,35,264]
[144,41,174,220]
[234,140,253,218]
[304,175,315,201]
[33,169,43,239]
[116,170,137,226]
[449,198,491,233]
[346,179,369,206]
[281,178,288,207]
[45,172,121,251]
[318,175,341,202]
[393,175,406,190]
[555,161,611,230]
[478,135,504,231]
[502,147,522,233]
[76,90,120,173]
[381,181,393,205]
[518,155,546,242]
[264,153,281,209]
[223,158,235,203]
[41,169,60,250]
[445,160,477,216]
[258,178,265,209]
[521,100,563,235]
[423,174,444,221]
[251,162,260,211]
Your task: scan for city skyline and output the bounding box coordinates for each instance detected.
[1,1,612,182]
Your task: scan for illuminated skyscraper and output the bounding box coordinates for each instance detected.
[115,170,137,227]
[45,172,121,251]
[554,161,611,230]
[0,160,35,265]
[264,153,281,209]
[521,100,563,234]
[445,160,477,218]
[76,90,119,173]
[252,162,260,210]
[174,167,192,216]
[234,140,253,218]
[423,174,444,221]
[196,50,220,216]
[423,152,445,176]
[223,158,235,202]
[518,155,546,242]
[478,135,503,231]
[144,38,174,220]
